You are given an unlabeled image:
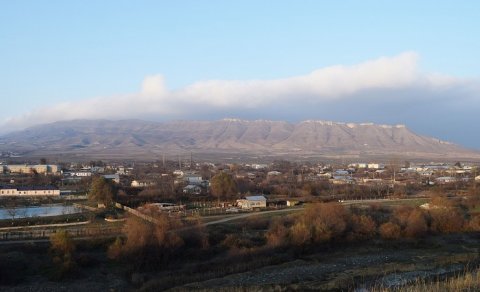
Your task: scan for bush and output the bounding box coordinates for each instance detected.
[222,234,255,249]
[348,214,376,240]
[379,222,401,240]
[107,237,123,260]
[392,206,414,229]
[289,202,349,245]
[403,208,428,238]
[467,214,480,231]
[429,208,464,234]
[265,218,289,247]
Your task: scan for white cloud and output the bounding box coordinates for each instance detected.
[1,52,477,135]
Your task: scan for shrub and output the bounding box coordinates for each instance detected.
[349,214,376,240]
[379,222,401,240]
[265,218,289,247]
[107,237,123,260]
[429,208,464,233]
[404,208,428,238]
[392,206,413,229]
[467,214,480,231]
[288,202,349,245]
[49,230,76,277]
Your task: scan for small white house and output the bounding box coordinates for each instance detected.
[184,174,203,185]
[368,163,385,169]
[435,176,457,184]
[267,171,282,176]
[183,185,202,195]
[173,170,184,176]
[131,180,156,188]
[236,195,267,210]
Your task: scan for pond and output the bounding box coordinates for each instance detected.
[0,204,83,220]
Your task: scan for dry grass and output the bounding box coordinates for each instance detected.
[372,268,480,292]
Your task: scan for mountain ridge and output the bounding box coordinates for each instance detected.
[0,119,477,160]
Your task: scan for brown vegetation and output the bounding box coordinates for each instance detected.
[210,172,238,200]
[348,214,376,240]
[379,222,401,240]
[49,230,76,277]
[88,176,116,206]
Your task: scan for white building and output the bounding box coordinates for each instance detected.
[251,164,268,170]
[236,195,267,210]
[173,170,184,176]
[0,186,60,196]
[183,185,202,195]
[184,174,203,185]
[349,163,368,169]
[131,180,156,188]
[368,163,385,170]
[3,164,59,174]
[435,176,457,184]
[66,171,92,177]
[267,171,282,176]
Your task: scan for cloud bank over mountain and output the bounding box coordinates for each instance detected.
[2,52,480,147]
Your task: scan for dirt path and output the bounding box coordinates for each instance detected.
[204,207,303,226]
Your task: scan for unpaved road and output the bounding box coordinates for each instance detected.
[202,197,426,226]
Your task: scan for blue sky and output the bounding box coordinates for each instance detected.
[1,1,480,148]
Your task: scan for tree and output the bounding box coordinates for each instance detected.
[114,213,186,268]
[210,172,238,200]
[50,230,76,275]
[88,176,115,206]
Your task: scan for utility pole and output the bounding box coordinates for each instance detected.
[190,152,193,170]
[474,167,477,195]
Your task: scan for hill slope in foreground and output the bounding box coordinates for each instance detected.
[0,119,478,160]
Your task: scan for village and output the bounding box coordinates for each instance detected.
[1,157,480,290]
[0,158,478,215]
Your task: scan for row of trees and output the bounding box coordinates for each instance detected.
[265,197,480,247]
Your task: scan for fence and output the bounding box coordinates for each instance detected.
[115,202,160,224]
[114,202,243,223]
[0,225,122,241]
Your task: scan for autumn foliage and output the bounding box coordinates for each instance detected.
[265,196,475,247]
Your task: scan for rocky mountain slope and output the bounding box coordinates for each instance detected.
[0,119,477,159]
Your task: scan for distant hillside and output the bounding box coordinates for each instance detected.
[0,119,478,160]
